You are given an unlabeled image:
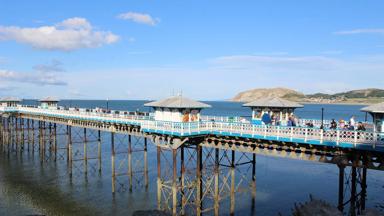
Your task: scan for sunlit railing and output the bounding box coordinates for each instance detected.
[200,115,243,123]
[16,106,152,124]
[1,105,383,149]
[140,120,384,148]
[298,118,374,130]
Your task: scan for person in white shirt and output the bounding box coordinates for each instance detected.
[350,116,356,130]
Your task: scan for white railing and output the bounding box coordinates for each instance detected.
[1,106,383,149]
[15,107,151,124]
[298,118,374,130]
[200,115,243,123]
[140,120,384,148]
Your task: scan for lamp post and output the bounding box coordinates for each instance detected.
[365,112,368,122]
[321,108,324,129]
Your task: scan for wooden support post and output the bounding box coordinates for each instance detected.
[21,118,25,152]
[361,167,367,211]
[144,137,148,190]
[7,118,11,155]
[98,130,102,173]
[196,144,203,216]
[53,123,57,162]
[40,121,45,162]
[31,120,35,155]
[15,117,18,154]
[230,150,236,216]
[180,146,186,216]
[172,148,178,216]
[27,119,30,153]
[251,153,256,214]
[111,132,116,193]
[157,146,162,210]
[128,134,133,192]
[214,148,220,216]
[83,128,88,174]
[67,125,72,179]
[9,118,12,155]
[350,166,357,216]
[338,164,345,212]
[48,122,52,152]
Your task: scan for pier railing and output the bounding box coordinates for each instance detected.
[200,115,243,123]
[141,120,384,149]
[294,119,373,130]
[16,107,152,124]
[1,106,383,150]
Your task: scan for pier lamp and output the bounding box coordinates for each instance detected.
[321,108,324,129]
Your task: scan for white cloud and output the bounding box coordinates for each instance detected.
[0,69,66,86]
[0,17,119,51]
[117,12,158,26]
[334,28,384,35]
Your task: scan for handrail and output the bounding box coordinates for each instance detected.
[1,106,383,150]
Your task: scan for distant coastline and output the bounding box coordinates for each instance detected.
[231,87,384,105]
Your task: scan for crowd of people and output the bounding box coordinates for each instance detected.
[260,113,366,131]
[329,116,366,131]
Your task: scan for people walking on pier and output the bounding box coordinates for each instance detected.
[330,119,337,129]
[261,113,272,125]
[357,122,366,131]
[350,116,356,130]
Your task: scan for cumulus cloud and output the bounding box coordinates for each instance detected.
[117,12,158,26]
[33,59,65,73]
[0,17,119,51]
[0,69,66,86]
[334,28,384,35]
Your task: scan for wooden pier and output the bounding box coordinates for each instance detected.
[1,96,383,216]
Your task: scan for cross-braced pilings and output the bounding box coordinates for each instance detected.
[155,136,257,216]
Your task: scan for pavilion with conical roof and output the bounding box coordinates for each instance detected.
[145,95,211,122]
[39,97,60,109]
[243,97,303,125]
[361,102,384,133]
[0,97,22,107]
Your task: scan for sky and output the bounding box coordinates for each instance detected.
[0,0,384,100]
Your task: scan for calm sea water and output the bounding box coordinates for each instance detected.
[0,100,383,216]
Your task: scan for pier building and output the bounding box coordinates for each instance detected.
[39,97,60,109]
[243,97,303,125]
[362,102,384,134]
[144,95,211,122]
[0,97,21,108]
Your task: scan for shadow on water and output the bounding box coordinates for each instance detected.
[0,155,102,216]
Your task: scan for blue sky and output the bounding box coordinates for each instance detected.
[0,0,384,100]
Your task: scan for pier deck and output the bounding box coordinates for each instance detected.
[1,106,383,153]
